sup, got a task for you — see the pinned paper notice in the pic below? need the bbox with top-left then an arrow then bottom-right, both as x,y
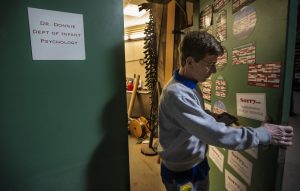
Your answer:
245,148 -> 258,159
225,169 -> 247,191
208,146 -> 224,172
236,93 -> 266,121
228,150 -> 253,185
28,7 -> 86,60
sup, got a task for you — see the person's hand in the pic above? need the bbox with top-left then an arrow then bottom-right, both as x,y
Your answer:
263,123 -> 294,146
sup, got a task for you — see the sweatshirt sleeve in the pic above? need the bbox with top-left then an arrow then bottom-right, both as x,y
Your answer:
162,90 -> 271,150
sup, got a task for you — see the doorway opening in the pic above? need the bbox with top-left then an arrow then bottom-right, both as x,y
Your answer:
123,0 -> 164,191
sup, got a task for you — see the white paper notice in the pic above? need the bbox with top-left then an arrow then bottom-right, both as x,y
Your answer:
204,102 -> 212,111
245,148 -> 258,159
28,7 -> 85,60
236,93 -> 266,121
208,146 -> 224,172
228,150 -> 253,185
225,170 -> 247,191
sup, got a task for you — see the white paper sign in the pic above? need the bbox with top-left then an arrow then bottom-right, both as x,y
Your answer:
204,103 -> 212,111
245,148 -> 258,159
208,146 -> 224,172
225,170 -> 247,191
28,7 -> 85,60
228,150 -> 253,185
236,93 -> 266,121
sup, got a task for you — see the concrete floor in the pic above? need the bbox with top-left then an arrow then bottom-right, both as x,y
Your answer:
128,136 -> 165,191
128,91 -> 300,191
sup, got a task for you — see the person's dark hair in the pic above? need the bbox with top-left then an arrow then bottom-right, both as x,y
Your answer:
180,31 -> 224,66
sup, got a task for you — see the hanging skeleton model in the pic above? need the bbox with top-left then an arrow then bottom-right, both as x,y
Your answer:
139,2 -> 160,156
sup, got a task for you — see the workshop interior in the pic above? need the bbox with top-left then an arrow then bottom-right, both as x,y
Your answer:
1,0 -> 300,191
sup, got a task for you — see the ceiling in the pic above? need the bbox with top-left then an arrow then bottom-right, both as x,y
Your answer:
123,0 -> 149,28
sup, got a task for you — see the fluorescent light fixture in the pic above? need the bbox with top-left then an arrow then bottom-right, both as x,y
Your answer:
129,32 -> 145,40
124,4 -> 146,17
124,32 -> 145,41
124,35 -> 129,41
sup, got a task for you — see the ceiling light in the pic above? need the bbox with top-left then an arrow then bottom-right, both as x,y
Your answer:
124,4 -> 146,17
129,32 -> 145,40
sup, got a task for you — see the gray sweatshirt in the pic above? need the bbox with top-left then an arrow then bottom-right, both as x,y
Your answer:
158,76 -> 271,172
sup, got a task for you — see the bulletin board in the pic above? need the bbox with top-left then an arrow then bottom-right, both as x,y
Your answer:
198,0 -> 297,190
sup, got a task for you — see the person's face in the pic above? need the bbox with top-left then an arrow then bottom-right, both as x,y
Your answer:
188,54 -> 218,82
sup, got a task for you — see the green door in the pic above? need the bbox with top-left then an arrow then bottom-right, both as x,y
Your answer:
0,1 -> 129,190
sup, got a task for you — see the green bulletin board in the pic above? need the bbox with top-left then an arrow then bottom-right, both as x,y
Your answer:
198,0 -> 297,190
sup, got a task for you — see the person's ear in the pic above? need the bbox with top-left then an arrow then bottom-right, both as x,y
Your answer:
186,57 -> 194,66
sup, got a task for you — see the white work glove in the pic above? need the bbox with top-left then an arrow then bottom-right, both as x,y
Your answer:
263,123 -> 294,146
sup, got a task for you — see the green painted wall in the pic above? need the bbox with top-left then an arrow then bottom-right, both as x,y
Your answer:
0,0 -> 129,191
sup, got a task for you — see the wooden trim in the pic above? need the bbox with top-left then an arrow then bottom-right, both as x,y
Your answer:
164,0 -> 175,84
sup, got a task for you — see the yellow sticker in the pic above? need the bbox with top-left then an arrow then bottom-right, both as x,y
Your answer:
180,182 -> 192,191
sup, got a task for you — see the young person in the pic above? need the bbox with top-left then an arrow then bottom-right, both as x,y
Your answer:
158,31 -> 294,191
